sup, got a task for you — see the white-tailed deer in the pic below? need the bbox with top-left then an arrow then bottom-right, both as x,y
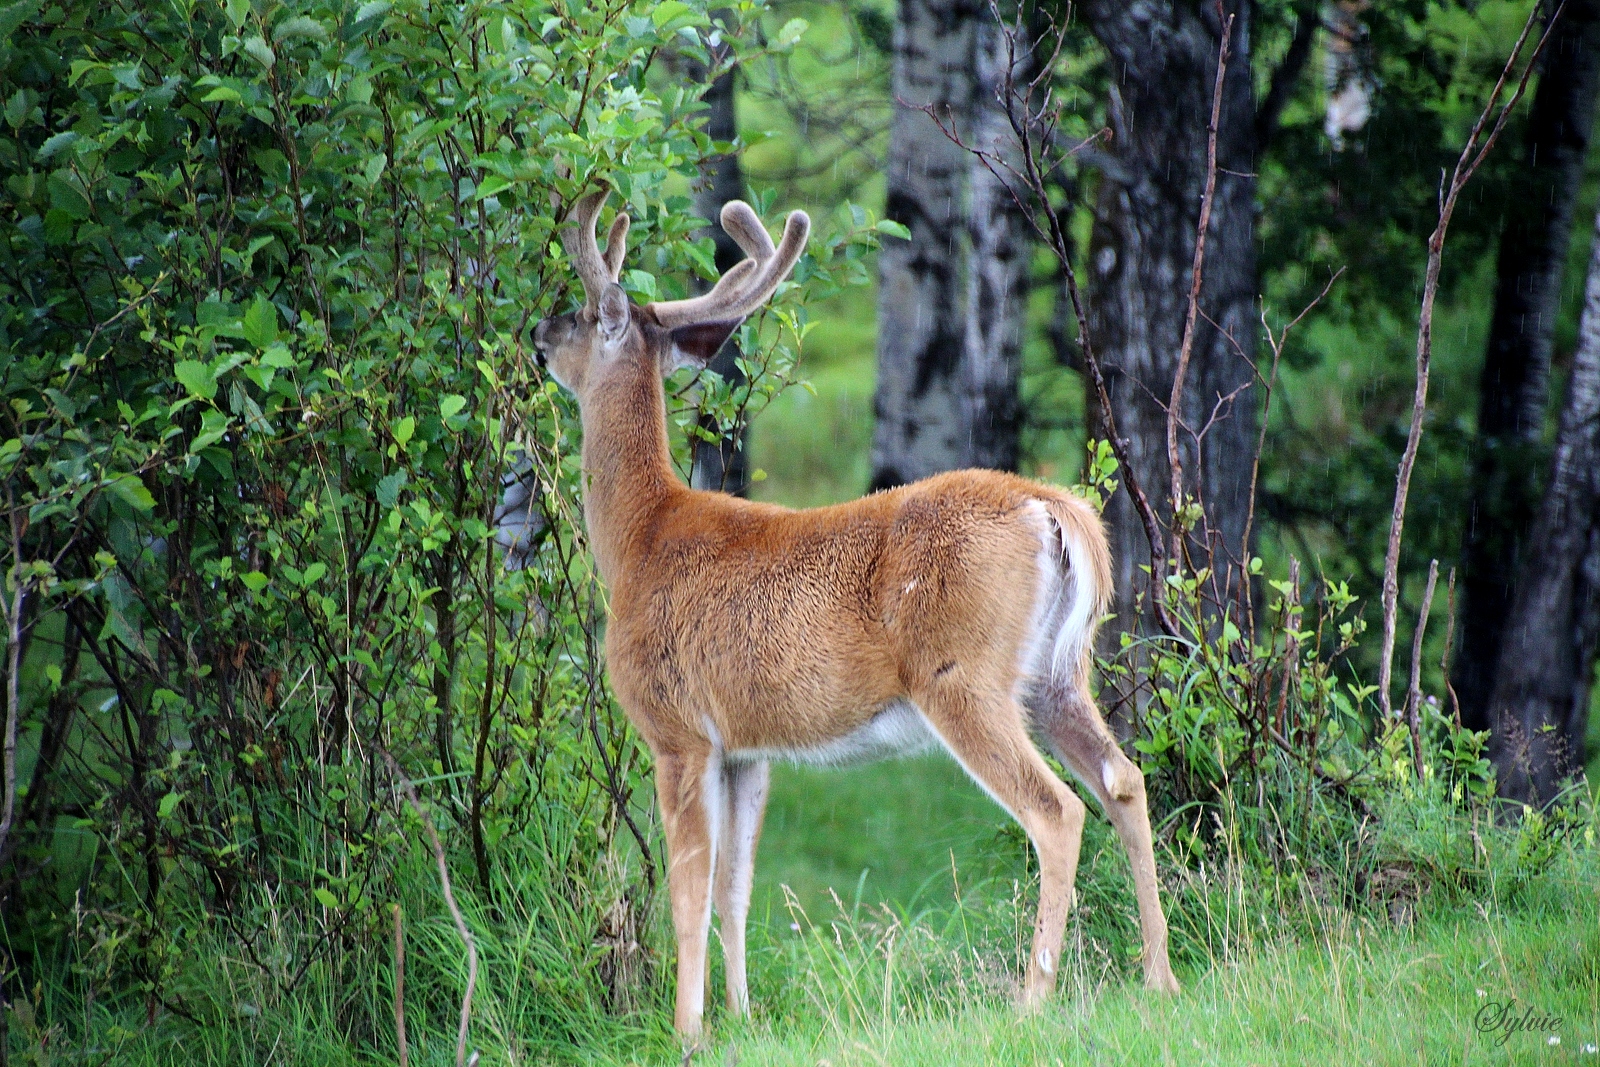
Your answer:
533,188 -> 1179,1040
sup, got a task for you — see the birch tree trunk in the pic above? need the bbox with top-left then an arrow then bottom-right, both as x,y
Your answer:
1080,0 -> 1258,646
1455,0 -> 1600,733
871,0 -> 1027,488
1488,201 -> 1600,807
959,15 -> 1028,473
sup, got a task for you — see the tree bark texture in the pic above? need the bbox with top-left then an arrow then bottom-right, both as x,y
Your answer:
1455,0 -> 1600,734
959,16 -> 1028,473
871,0 -> 1027,489
1080,0 -> 1258,645
690,65 -> 751,496
1489,201 -> 1600,806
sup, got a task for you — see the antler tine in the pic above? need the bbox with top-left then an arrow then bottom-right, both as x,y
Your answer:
560,188 -> 615,315
649,208 -> 810,328
602,212 -> 630,281
718,200 -> 776,261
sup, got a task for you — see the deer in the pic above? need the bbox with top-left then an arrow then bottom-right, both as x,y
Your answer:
531,186 -> 1180,1041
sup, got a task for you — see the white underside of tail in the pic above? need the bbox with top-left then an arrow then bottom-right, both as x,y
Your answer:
1018,499 -> 1097,691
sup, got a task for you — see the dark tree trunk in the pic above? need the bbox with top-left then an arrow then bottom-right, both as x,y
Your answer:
871,0 -> 1027,489
689,64 -> 750,496
1489,200 -> 1600,806
1080,0 -> 1258,648
1455,0 -> 1600,734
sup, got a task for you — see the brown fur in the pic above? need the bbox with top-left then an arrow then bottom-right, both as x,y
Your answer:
534,199 -> 1179,1042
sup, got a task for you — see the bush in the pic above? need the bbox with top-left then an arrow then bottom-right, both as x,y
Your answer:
0,0 -> 880,1059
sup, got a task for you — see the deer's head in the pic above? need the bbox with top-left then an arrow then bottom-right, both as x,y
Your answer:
533,188 -> 810,399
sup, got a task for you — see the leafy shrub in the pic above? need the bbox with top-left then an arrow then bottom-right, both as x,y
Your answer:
0,0 -> 882,1057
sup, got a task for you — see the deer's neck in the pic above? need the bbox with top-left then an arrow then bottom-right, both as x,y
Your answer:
579,359 -> 683,584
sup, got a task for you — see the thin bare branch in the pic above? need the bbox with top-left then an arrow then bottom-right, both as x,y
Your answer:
1377,2 -> 1558,718
1168,11 -> 1234,568
1405,559 -> 1440,780
1241,269 -> 1345,617
1440,566 -> 1462,729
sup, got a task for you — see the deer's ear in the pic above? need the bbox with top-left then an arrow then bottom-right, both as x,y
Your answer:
665,318 -> 742,372
598,284 -> 631,344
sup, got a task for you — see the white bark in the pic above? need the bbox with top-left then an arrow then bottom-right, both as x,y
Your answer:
872,0 -> 1027,488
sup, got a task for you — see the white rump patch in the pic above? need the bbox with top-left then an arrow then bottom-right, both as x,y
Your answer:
1016,499 -> 1100,694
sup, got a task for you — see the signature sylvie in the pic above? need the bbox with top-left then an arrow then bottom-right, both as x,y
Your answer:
1474,999 -> 1563,1047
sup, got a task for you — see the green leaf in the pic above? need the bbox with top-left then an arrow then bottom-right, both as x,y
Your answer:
392,416 -> 415,450
650,1 -> 691,27
158,791 -> 184,819
192,410 -> 231,451
201,85 -> 243,104
42,209 -> 74,245
475,174 -> 514,199
240,571 -> 268,592
242,36 -> 275,68
376,470 -> 408,508
4,89 -> 32,129
175,360 -> 217,400
621,269 -> 657,301
301,561 -> 327,585
241,295 -> 279,348
274,14 -> 327,41
874,219 -> 911,240
222,0 -> 250,30
0,0 -> 39,41
46,173 -> 90,218
107,474 -> 155,512
440,394 -> 467,419
352,0 -> 389,25
776,17 -> 808,46
314,887 -> 339,908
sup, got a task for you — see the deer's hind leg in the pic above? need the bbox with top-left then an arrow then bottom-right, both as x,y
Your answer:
1031,670 -> 1180,993
713,758 -> 770,1016
912,673 -> 1087,1007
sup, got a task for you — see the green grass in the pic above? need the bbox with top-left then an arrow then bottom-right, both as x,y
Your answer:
703,907 -> 1599,1066
752,756 -> 1017,918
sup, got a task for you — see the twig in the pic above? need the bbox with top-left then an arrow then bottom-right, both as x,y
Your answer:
0,486 -> 29,863
1439,567 -> 1462,729
392,903 -> 409,1067
1167,11 -> 1233,569
1238,270 -> 1345,639
1275,558 -> 1302,739
380,748 -> 478,1067
1404,560 -> 1440,780
917,0 -> 1181,636
1377,2 -> 1559,719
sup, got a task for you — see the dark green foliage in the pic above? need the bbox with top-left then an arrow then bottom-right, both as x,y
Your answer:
0,0 -> 880,1057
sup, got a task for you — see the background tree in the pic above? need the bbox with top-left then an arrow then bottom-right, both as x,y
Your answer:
1488,199 -> 1600,804
689,51 -> 753,496
870,0 -> 1028,488
1078,0 -> 1259,644
1455,0 -> 1600,735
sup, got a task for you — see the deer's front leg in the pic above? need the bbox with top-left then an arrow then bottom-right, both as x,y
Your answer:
655,744 -> 719,1041
714,758 -> 770,1016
